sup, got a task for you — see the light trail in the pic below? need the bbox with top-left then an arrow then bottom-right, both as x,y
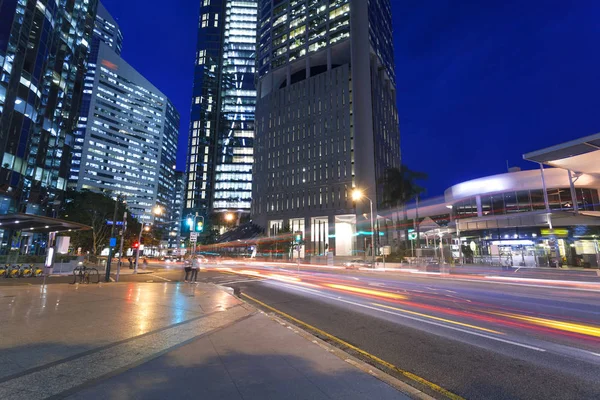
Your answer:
372,303 -> 504,334
486,310 -> 600,339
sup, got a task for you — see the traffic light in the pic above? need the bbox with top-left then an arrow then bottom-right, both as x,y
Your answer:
294,232 -> 303,243
132,241 -> 139,249
140,237 -> 144,244
187,216 -> 194,228
195,220 -> 204,232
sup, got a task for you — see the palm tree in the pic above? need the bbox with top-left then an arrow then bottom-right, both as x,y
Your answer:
378,165 -> 427,250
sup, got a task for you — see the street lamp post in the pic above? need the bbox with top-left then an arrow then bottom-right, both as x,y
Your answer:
352,189 -> 375,267
105,194 -> 124,282
134,206 -> 163,273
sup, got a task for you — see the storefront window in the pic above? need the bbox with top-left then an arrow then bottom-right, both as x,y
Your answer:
530,189 -> 545,210
559,188 -> 573,210
579,188 -> 597,211
455,198 -> 477,218
547,189 -> 562,210
491,194 -> 504,215
517,190 -> 532,212
591,189 -> 600,211
504,192 -> 518,213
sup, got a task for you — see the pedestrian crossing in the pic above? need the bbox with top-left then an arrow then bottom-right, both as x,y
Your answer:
198,271 -> 264,286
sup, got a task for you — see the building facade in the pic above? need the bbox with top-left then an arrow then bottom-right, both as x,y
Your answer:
70,4 -> 179,223
252,0 -> 401,258
72,43 -> 179,222
0,0 -> 98,216
390,168 -> 600,269
70,1 -> 123,186
184,0 -> 257,230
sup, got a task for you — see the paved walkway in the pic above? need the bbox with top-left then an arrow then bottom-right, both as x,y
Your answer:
0,282 -> 412,400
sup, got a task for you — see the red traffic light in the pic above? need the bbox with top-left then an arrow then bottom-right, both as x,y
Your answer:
132,241 -> 139,249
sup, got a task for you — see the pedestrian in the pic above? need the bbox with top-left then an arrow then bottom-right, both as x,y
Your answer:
183,257 -> 192,282
142,258 -> 148,270
128,257 -> 133,269
190,256 -> 200,283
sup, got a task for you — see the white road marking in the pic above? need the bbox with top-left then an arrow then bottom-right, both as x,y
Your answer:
218,278 -> 264,285
266,281 -> 547,353
149,274 -> 171,282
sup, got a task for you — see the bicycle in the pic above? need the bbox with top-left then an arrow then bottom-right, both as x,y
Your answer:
20,264 -> 43,278
7,264 -> 22,278
71,265 -> 100,284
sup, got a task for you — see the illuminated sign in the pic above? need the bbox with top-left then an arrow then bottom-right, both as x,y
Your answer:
540,228 -> 568,237
101,59 -> 118,70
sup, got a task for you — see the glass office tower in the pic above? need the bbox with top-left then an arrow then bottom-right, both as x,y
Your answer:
0,0 -> 98,216
184,0 -> 257,228
71,4 -> 180,224
252,0 -> 401,258
71,2 -> 123,186
73,43 -> 179,222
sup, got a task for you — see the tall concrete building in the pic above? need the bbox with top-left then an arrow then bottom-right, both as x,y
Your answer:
0,0 -> 98,216
184,0 -> 257,229
252,0 -> 401,258
71,2 -> 123,186
71,4 -> 179,223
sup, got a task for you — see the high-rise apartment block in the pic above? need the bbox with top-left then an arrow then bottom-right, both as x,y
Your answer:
252,0 -> 401,257
0,0 -> 98,215
184,0 -> 257,226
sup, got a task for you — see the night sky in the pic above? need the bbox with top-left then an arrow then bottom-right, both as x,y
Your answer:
101,0 -> 600,197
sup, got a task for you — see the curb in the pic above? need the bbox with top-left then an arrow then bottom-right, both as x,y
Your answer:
232,289 -> 437,400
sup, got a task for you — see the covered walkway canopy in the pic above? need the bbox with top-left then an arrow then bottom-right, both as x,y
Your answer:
523,132 -> 600,175
0,213 -> 90,233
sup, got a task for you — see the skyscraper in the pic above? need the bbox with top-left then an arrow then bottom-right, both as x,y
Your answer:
70,2 -> 123,187
252,0 -> 401,258
184,0 -> 257,228
71,4 -> 180,223
0,0 -> 98,216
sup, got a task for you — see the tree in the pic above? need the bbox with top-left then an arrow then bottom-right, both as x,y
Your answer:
378,165 -> 427,250
59,190 -> 140,255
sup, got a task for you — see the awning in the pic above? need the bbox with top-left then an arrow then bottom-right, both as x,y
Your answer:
0,213 -> 91,234
523,133 -> 600,174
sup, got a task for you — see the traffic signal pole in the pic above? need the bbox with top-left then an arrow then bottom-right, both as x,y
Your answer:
115,212 -> 127,282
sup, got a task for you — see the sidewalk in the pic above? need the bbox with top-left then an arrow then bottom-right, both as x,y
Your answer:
0,282 -> 415,400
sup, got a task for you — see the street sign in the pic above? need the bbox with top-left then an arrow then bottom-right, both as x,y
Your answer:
382,246 -> 392,256
190,232 -> 198,242
109,237 -> 117,247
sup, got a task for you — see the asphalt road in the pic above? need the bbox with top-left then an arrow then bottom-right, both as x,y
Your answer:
193,262 -> 600,400
4,261 -> 600,399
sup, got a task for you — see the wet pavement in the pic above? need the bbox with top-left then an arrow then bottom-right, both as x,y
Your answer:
0,282 -> 412,400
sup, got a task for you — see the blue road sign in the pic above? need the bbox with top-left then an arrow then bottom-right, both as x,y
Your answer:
109,237 -> 117,247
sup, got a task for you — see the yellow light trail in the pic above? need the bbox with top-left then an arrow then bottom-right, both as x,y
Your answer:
486,311 -> 600,338
324,283 -> 408,300
372,303 -> 504,334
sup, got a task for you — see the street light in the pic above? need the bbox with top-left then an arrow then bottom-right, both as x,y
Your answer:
352,189 -> 375,267
225,213 -> 234,222
134,206 -> 162,273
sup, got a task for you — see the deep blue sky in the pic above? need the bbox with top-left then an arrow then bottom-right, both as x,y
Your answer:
102,0 -> 600,197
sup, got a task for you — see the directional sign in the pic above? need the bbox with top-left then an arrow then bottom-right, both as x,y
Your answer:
109,237 -> 117,247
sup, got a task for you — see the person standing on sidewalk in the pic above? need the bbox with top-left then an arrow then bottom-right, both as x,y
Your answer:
183,257 -> 192,282
190,256 -> 200,283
